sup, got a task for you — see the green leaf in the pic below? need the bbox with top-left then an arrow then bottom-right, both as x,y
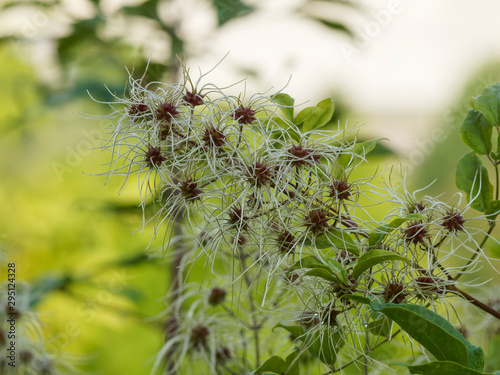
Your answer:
274,324 -> 306,340
368,213 -> 424,247
471,83 -> 500,127
314,229 -> 359,256
304,268 -> 338,283
371,302 -> 485,371
459,109 -> 493,155
309,329 -> 343,366
307,98 -> 335,132
289,256 -> 331,272
309,17 -> 354,37
294,98 -> 335,133
324,258 -> 348,284
212,0 -> 253,26
255,351 -> 300,375
352,249 -> 410,279
456,152 -> 493,212
275,324 -> 343,368
402,360 -> 495,375
340,294 -> 371,304
294,106 -> 321,132
272,93 -> 295,121
486,200 -> 500,220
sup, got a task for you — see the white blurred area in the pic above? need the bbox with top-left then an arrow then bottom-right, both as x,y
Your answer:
2,0 -> 500,155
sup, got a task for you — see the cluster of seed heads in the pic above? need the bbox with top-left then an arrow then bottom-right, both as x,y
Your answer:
95,67 -> 496,374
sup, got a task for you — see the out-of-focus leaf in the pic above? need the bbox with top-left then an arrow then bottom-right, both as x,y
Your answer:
309,17 -> 354,37
456,152 -> 493,212
459,109 -> 492,155
471,83 -> 500,127
122,0 -> 161,21
212,0 -> 253,26
30,274 -> 72,307
57,17 -> 104,65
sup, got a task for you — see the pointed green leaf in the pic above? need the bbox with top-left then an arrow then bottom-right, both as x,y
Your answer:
315,229 -> 359,256
304,269 -> 338,283
353,249 -> 410,279
289,256 -> 331,272
294,106 -> 321,132
471,83 -> 500,127
272,93 -> 295,121
309,329 -> 343,366
371,302 -> 485,371
341,294 -> 371,304
254,351 -> 300,375
324,258 -> 348,284
307,98 -> 335,132
402,360 -> 494,375
368,213 -> 424,247
459,109 -> 492,155
255,355 -> 288,374
456,152 -> 493,212
274,323 -> 306,340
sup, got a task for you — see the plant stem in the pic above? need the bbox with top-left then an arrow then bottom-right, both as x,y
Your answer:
239,250 -> 261,370
449,285 -> 500,320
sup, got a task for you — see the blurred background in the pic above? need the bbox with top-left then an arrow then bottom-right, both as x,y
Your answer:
1,0 -> 500,373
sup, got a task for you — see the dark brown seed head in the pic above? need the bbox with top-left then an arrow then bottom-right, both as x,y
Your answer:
190,325 -> 210,348
208,287 -> 227,306
203,126 -> 226,148
178,178 -> 202,201
228,207 -> 249,229
441,212 -> 465,232
144,145 -> 166,168
128,102 -> 148,116
183,90 -> 204,107
276,230 -> 296,254
233,105 -> 256,124
384,281 -> 407,303
329,180 -> 352,200
404,221 -> 428,245
287,144 -> 321,167
247,162 -> 274,187
304,208 -> 330,233
157,102 -> 179,123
